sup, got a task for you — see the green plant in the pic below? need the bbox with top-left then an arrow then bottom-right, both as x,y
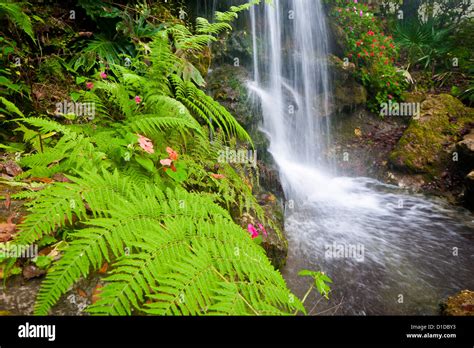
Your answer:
5,1 -> 313,316
393,19 -> 454,75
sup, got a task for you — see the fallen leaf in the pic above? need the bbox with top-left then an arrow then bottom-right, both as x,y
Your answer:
2,160 -> 22,177
98,262 -> 108,274
4,193 -> 11,209
91,284 -> 103,304
77,288 -> 88,298
0,217 -> 16,242
29,177 -> 54,184
354,128 -> 362,137
52,173 -> 71,182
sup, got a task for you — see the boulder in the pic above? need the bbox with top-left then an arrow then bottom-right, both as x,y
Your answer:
389,94 -> 474,177
328,55 -> 367,112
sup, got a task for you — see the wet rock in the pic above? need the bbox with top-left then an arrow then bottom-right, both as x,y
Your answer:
457,129 -> 474,171
441,290 -> 474,316
328,55 -> 367,112
235,201 -> 288,270
464,171 -> 474,209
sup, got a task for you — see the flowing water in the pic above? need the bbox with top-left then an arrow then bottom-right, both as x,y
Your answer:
247,0 -> 474,315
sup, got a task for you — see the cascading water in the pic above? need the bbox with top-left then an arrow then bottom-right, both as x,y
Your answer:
248,0 -> 333,199
248,0 -> 474,315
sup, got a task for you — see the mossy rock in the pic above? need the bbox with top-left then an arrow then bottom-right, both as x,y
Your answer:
441,290 -> 474,316
389,94 -> 474,177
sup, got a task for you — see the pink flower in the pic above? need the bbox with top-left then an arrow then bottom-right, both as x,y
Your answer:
86,82 -> 94,90
360,10 -> 363,16
247,224 -> 259,239
257,223 -> 268,237
100,72 -> 107,79
388,94 -> 393,100
137,134 -> 154,154
134,95 -> 141,104
160,158 -> 172,166
354,0 -> 358,3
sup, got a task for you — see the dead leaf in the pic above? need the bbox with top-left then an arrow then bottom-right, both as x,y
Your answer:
0,218 -> 16,242
78,31 -> 93,38
4,193 -> 11,210
29,177 -> 54,184
98,262 -> 108,274
354,128 -> 362,137
52,173 -> 71,182
91,284 -> 103,304
2,161 -> 22,177
77,288 -> 88,298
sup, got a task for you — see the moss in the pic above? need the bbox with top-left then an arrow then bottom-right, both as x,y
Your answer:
390,94 -> 474,177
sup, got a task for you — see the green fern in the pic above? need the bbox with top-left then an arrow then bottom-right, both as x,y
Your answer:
0,2 -> 35,42
31,171 -> 303,315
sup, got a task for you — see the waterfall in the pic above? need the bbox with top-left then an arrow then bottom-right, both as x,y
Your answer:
248,0 -> 332,201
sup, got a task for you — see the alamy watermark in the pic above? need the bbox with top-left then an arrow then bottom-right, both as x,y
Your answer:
0,244 -> 38,258
380,101 -> 420,119
325,242 -> 365,262
55,100 -> 95,119
218,147 -> 257,168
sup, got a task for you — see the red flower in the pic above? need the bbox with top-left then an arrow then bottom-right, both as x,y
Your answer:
357,53 -> 361,58
86,82 -> 94,90
380,45 -> 386,50
370,52 -> 374,56
367,30 -> 375,36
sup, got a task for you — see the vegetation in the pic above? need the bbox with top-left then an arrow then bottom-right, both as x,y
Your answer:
0,0 -> 331,315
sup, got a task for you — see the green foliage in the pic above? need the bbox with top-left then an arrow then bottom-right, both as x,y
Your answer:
0,2 -> 35,42
393,19 -> 454,72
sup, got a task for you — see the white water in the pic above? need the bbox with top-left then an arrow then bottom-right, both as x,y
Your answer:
248,0 -> 474,315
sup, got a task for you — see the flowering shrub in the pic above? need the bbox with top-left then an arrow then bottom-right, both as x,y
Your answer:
330,0 -> 407,110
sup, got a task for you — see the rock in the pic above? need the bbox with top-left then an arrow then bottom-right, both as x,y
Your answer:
328,55 -> 367,112
389,94 -> 474,176
211,30 -> 253,67
441,290 -> 474,316
233,195 -> 288,270
457,129 -> 474,171
464,171 -> 474,209
22,265 -> 46,280
328,21 -> 348,56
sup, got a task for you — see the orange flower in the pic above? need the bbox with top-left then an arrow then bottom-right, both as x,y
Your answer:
211,173 -> 225,180
166,147 -> 179,161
